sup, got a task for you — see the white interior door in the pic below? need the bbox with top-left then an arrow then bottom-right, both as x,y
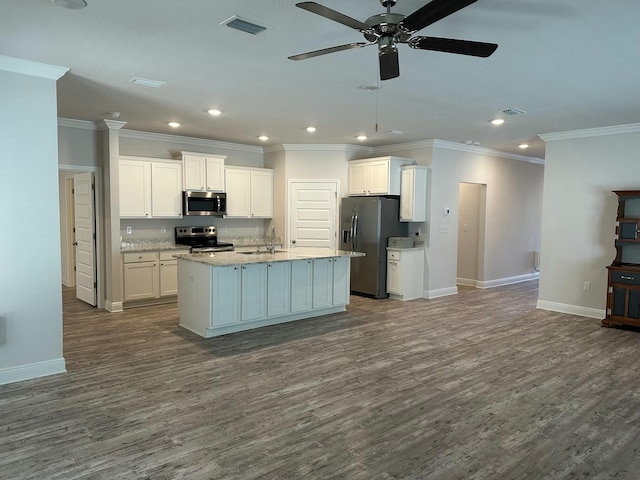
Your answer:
289,181 -> 338,249
74,172 -> 97,306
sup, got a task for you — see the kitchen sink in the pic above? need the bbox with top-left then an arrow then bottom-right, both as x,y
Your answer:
238,250 -> 287,255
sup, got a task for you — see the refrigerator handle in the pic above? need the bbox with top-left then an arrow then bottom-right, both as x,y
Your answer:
353,214 -> 358,251
349,214 -> 355,250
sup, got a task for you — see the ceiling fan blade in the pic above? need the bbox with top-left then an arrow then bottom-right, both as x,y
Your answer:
400,0 -> 477,33
288,42 -> 370,61
409,36 -> 498,57
379,50 -> 400,81
295,2 -> 371,32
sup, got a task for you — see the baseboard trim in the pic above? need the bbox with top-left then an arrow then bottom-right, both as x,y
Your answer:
105,300 -> 124,313
456,277 -> 478,287
536,300 -> 605,319
425,286 -> 458,299
0,358 -> 66,386
477,273 -> 540,289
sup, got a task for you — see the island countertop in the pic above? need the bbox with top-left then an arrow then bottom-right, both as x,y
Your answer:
174,248 -> 364,267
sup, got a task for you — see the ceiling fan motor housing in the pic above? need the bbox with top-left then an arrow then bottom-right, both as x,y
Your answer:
379,0 -> 398,7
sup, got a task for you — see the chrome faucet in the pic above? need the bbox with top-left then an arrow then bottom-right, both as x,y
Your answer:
267,225 -> 276,253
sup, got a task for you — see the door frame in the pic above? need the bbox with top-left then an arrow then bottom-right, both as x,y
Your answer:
287,179 -> 340,249
59,165 -> 104,309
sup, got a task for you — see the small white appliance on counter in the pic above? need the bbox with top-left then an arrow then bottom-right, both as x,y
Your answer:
388,237 -> 414,248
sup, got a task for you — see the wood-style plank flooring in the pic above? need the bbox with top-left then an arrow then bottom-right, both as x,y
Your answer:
2,282 -> 640,479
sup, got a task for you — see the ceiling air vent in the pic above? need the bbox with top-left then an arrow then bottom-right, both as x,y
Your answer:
500,107 -> 527,116
220,15 -> 269,35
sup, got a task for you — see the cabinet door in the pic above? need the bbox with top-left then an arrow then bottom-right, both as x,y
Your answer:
159,260 -> 178,296
400,167 -> 415,222
348,163 -> 368,195
205,157 -> 225,192
212,266 -> 241,326
241,263 -> 267,322
250,169 -> 273,218
123,261 -> 158,301
332,257 -> 350,306
267,262 -> 290,317
225,168 -> 251,217
367,160 -> 390,195
387,259 -> 400,294
312,258 -> 334,308
183,155 -> 206,191
151,162 -> 182,218
291,259 -> 313,313
120,160 -> 151,218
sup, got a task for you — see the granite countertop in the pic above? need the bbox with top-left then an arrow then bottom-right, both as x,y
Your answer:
175,248 -> 365,266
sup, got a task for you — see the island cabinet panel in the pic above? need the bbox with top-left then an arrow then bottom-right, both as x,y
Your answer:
312,258 -> 334,309
212,265 -> 241,326
241,263 -> 267,322
290,259 -> 313,313
332,256 -> 350,306
267,261 -> 291,317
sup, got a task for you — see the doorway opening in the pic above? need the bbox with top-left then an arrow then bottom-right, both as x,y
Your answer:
456,182 -> 487,287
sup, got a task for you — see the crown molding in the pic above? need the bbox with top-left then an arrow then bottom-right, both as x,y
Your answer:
120,128 -> 263,154
0,55 -> 69,80
267,144 -> 371,155
58,118 -> 99,130
373,138 -> 544,164
539,123 -> 640,142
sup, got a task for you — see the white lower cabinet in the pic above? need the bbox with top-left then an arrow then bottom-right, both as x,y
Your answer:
123,250 -> 189,303
387,248 -> 424,301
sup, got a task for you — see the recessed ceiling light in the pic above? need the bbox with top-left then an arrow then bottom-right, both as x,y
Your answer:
168,122 -> 180,128
491,118 -> 505,126
356,135 -> 368,141
52,0 -> 87,9
306,126 -> 317,133
207,109 -> 222,116
258,135 -> 269,141
128,77 -> 166,88
519,143 -> 529,149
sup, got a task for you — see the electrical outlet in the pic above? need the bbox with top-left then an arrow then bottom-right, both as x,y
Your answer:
583,281 -> 591,291
161,226 -> 166,234
126,226 -> 132,235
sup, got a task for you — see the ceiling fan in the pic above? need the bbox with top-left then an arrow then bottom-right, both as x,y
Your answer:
288,0 -> 498,81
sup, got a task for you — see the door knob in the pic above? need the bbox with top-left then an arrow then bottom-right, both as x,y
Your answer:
72,242 -> 78,246
292,240 -> 296,244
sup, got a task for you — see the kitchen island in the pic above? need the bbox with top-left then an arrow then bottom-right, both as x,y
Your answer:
175,248 -> 364,338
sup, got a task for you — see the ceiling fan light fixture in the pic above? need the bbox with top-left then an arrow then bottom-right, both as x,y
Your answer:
52,0 -> 87,9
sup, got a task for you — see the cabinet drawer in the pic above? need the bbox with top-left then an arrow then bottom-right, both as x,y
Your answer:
123,252 -> 158,263
388,250 -> 401,261
610,270 -> 640,285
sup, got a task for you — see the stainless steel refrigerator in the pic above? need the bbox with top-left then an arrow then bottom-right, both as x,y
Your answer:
341,196 -> 408,298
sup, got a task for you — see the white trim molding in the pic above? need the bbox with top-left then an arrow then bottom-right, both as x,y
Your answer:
120,128 -> 263,154
105,300 -> 124,313
0,358 -> 66,386
536,300 -> 605,320
477,273 -> 540,289
58,118 -> 98,130
425,286 -> 458,299
539,123 -> 640,142
0,55 -> 69,80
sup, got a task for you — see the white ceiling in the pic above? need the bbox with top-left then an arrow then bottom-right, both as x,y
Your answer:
2,0 -> 640,160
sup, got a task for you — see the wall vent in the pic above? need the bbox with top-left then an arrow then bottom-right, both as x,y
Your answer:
500,107 -> 527,116
220,15 -> 269,35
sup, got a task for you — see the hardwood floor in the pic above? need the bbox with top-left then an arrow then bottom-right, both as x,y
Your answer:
2,282 -> 640,479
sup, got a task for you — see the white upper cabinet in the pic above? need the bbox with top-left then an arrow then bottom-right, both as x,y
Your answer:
119,156 -> 182,218
173,151 -> 226,192
400,165 -> 428,222
224,167 -> 273,218
348,156 -> 414,196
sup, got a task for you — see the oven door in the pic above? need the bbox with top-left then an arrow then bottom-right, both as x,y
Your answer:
183,191 -> 226,216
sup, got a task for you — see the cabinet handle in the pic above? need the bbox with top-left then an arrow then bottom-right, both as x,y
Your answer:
242,266 -> 246,269
621,275 -> 635,280
234,266 -> 238,270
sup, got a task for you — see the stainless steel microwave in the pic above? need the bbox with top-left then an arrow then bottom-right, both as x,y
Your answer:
183,191 -> 227,216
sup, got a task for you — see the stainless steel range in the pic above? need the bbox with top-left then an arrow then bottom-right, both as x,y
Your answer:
175,226 -> 234,253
